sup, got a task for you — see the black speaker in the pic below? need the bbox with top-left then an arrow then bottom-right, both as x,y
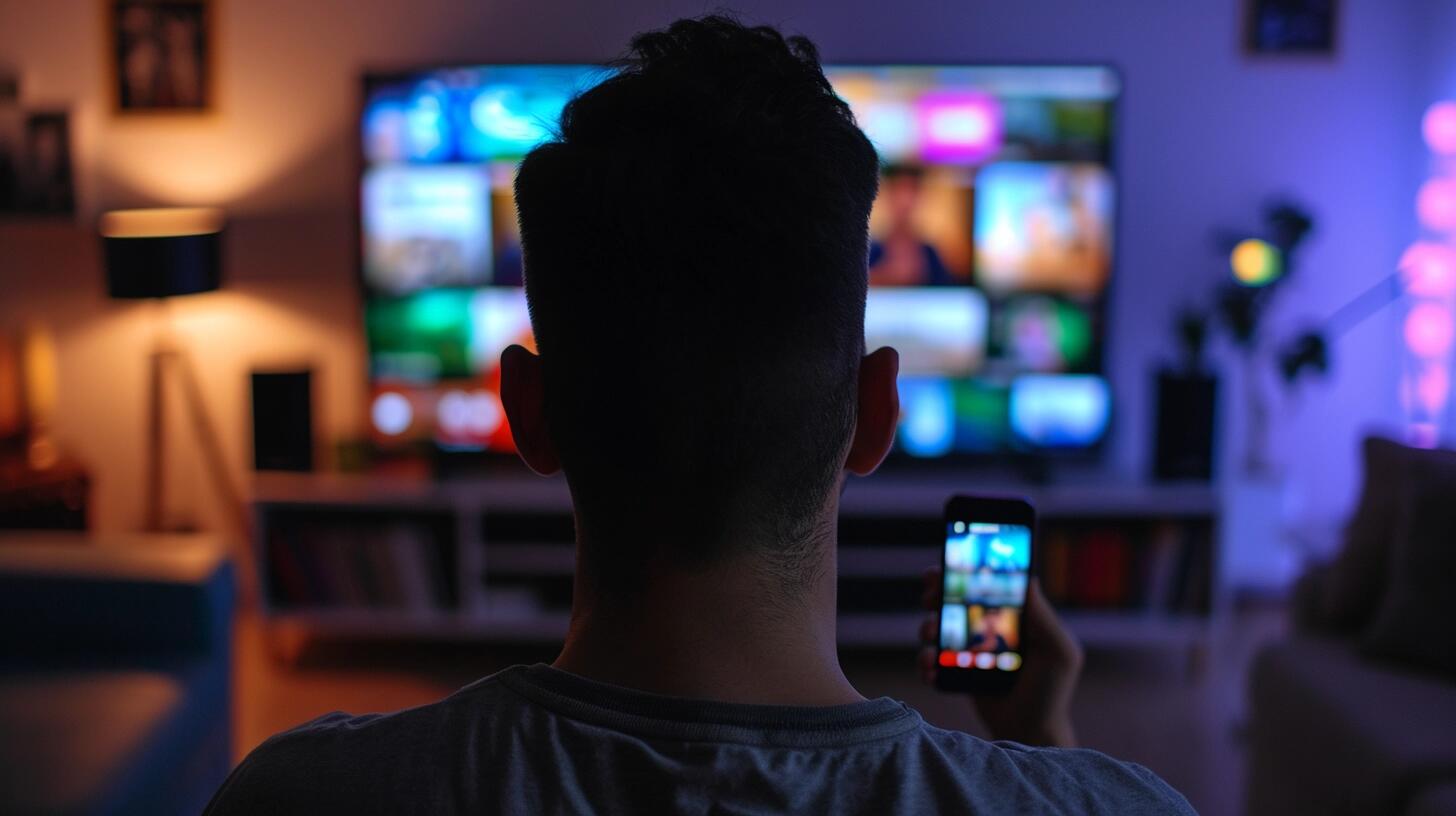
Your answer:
251,370 -> 314,472
1152,370 -> 1217,481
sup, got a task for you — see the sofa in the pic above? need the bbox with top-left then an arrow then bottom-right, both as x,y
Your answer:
1246,438 -> 1456,816
0,533 -> 235,816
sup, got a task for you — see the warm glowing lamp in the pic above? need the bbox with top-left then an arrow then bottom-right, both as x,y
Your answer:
100,207 -> 241,534
101,208 -> 224,298
1424,101 -> 1456,156
1230,238 -> 1282,287
19,324 -> 60,470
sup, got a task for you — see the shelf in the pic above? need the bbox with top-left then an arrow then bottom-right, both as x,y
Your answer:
265,608 -> 1210,649
839,548 -> 939,578
268,608 -> 572,642
1059,611 -> 1212,647
485,544 -> 941,579
487,543 -> 575,574
838,611 -> 1211,648
253,472 -> 1221,654
254,472 -> 1217,519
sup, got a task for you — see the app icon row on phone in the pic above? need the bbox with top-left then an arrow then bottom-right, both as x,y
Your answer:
938,650 -> 1022,671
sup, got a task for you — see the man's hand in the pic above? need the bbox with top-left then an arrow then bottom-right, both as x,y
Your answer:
918,568 -> 1083,748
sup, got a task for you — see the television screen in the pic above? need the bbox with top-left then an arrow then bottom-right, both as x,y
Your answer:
359,64 -> 1119,457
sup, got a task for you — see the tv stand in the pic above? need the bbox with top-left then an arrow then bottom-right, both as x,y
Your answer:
250,470 -> 1221,661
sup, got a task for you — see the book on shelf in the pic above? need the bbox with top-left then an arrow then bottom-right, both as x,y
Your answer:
1040,528 -> 1073,603
385,522 -> 440,613
266,526 -> 311,605
1073,529 -> 1130,608
1178,523 -> 1212,614
326,528 -> 371,608
1033,519 -> 1212,614
264,518 -> 455,613
363,531 -> 406,609
1142,522 -> 1182,614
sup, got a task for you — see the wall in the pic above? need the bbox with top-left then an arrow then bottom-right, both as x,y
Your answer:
0,0 -> 1433,582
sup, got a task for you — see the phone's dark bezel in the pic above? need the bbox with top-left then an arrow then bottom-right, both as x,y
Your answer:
935,495 -> 1035,695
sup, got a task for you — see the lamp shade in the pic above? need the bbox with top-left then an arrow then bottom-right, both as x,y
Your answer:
100,207 -> 224,299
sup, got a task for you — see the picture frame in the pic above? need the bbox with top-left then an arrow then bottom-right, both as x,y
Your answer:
1244,0 -> 1339,56
0,68 -> 20,211
19,111 -> 75,215
108,0 -> 213,113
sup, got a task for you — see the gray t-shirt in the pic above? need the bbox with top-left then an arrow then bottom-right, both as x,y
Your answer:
205,664 -> 1194,814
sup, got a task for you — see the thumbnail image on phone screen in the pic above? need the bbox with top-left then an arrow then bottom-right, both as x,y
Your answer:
936,495 -> 1034,694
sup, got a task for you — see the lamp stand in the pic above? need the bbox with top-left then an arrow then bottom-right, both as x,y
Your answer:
144,343 -> 167,532
144,346 -> 249,535
142,314 -> 257,605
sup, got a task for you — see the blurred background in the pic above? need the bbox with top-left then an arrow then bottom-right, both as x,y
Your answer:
2,1 -> 1454,814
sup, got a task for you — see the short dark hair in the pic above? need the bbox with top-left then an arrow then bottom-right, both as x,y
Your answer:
515,16 -> 879,587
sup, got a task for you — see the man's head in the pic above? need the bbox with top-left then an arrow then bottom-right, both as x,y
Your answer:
504,16 -> 898,591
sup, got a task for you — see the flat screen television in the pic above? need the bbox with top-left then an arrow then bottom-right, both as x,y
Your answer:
359,64 -> 1119,460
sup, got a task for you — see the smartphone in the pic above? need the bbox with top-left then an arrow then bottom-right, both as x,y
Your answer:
935,495 -> 1034,695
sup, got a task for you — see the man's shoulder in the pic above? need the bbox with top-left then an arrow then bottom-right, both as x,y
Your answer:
204,671 -> 523,815
255,671 -> 507,753
916,724 -> 1197,814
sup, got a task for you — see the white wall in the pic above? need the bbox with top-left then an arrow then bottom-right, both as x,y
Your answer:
0,0 -> 1431,579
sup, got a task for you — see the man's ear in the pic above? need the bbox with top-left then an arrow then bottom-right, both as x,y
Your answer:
845,346 -> 899,476
500,344 -> 561,476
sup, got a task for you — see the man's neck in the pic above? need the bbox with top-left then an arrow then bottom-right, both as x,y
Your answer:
552,532 -> 864,707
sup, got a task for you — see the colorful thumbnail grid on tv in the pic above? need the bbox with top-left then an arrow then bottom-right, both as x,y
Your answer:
359,65 -> 1118,454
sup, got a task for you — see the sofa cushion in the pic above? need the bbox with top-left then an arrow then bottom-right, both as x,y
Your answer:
1290,561 -> 1336,631
1321,437 -> 1410,630
0,534 -> 236,815
0,666 -> 231,816
1247,635 -> 1456,815
0,671 -> 181,813
1361,448 -> 1456,676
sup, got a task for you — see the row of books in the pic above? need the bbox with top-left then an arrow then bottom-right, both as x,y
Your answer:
265,521 -> 457,611
1038,522 -> 1212,613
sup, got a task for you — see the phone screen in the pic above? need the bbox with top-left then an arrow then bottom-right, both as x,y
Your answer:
939,518 -> 1032,675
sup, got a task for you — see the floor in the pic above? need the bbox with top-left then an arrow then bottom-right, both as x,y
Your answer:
234,605 -> 1289,816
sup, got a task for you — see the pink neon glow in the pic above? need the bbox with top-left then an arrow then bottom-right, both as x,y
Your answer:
1399,242 -> 1456,297
1425,101 -> 1456,156
1417,178 -> 1456,233
1416,365 -> 1451,414
1405,302 -> 1456,358
916,91 -> 1002,164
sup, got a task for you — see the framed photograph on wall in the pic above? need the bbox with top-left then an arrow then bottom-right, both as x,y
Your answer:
0,68 -> 20,211
108,0 -> 212,112
20,111 -> 74,215
1245,0 -> 1339,56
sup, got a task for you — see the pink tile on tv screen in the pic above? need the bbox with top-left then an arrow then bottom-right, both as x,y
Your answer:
916,91 -> 1002,164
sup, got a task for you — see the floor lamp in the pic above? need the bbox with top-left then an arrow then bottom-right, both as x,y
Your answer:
100,208 -> 247,538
